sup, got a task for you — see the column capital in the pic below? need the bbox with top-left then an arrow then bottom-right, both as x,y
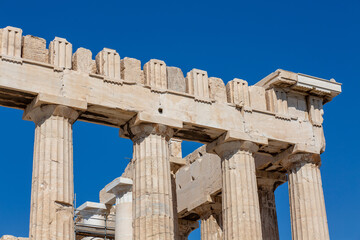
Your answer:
105,177 -> 133,204
256,170 -> 287,191
206,130 -> 267,158
281,152 -> 321,171
23,93 -> 86,125
208,139 -> 259,159
120,113 -> 178,142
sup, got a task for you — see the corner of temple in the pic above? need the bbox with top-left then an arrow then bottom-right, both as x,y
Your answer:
277,146 -> 322,170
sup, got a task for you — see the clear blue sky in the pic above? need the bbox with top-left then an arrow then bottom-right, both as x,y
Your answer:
0,0 -> 359,239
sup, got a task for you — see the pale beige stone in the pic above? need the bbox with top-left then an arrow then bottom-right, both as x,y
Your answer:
95,48 -> 121,79
0,27 -> 343,240
308,95 -> 324,126
124,123 -> 175,240
22,35 -> 48,63
72,48 -> 93,73
0,236 -> 28,240
25,104 -> 79,240
209,77 -> 227,102
201,213 -> 223,240
120,57 -> 143,83
143,59 -> 167,89
266,88 -> 289,118
283,154 -> 329,240
167,66 -> 186,93
212,141 -> 262,240
249,86 -> 266,111
186,69 -> 210,100
49,37 -> 72,69
226,78 -> 251,109
0,26 -> 22,58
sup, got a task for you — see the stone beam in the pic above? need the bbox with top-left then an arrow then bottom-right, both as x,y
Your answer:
0,26 -> 342,156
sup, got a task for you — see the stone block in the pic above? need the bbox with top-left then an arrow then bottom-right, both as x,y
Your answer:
249,86 -> 267,111
186,69 -> 210,99
0,236 -> 28,240
95,48 -> 121,79
49,37 -> 72,69
226,78 -> 250,108
22,35 -> 48,63
308,96 -> 323,126
72,47 -> 93,73
144,59 -> 167,89
266,88 -> 289,118
209,77 -> 227,102
0,26 -> 23,58
120,57 -> 143,83
167,66 -> 186,93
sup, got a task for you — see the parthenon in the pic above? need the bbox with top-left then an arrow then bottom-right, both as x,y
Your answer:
0,26 -> 341,240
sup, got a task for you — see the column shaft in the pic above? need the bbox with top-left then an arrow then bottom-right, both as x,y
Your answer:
288,161 -> 329,240
258,185 -> 280,240
219,142 -> 262,240
28,106 -> 77,240
132,124 -> 174,239
115,192 -> 133,240
201,214 -> 223,240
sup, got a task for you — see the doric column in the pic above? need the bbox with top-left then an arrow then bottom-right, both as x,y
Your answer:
201,213 -> 223,240
282,153 -> 329,240
26,104 -> 79,240
128,123 -> 175,240
106,177 -> 133,240
212,140 -> 262,240
257,171 -> 286,240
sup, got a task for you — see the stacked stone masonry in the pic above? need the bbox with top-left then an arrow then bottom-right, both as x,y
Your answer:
0,25 -> 342,240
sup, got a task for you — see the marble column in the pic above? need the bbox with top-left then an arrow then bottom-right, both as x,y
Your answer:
129,123 -> 175,240
201,213 -> 223,240
283,153 -> 329,240
213,141 -> 262,240
26,105 -> 79,240
106,177 -> 133,240
257,172 -> 285,240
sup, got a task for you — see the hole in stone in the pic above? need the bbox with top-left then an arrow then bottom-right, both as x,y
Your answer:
158,108 -> 163,114
191,176 -> 195,181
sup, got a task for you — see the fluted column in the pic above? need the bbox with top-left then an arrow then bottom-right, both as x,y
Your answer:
115,191 -> 133,240
129,123 -> 175,240
257,171 -> 285,240
201,213 -> 223,240
213,140 -> 262,240
26,105 -> 79,240
283,154 -> 329,240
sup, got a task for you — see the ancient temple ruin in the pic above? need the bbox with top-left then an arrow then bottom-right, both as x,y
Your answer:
0,26 -> 341,240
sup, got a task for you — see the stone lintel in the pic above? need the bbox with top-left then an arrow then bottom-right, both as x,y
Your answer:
105,177 -> 133,196
77,201 -> 107,214
23,93 -> 87,121
206,130 -> 268,155
134,112 -> 183,128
